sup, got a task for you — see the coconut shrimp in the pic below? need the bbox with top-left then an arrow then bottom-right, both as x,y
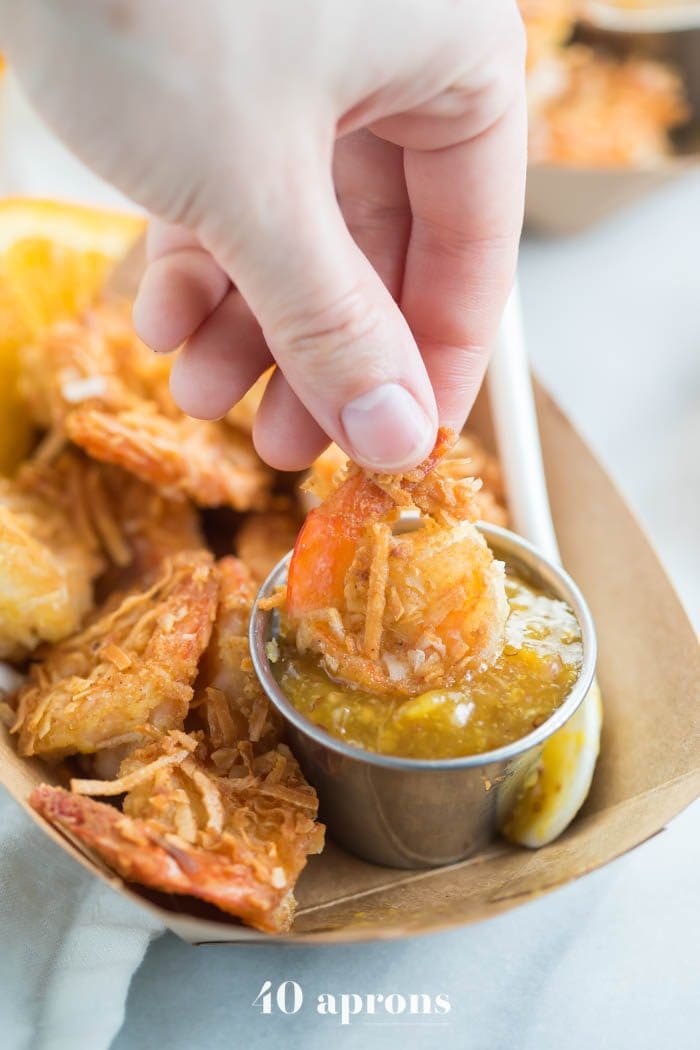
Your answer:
65,404 -> 271,511
194,557 -> 284,756
18,299 -> 171,427
31,729 -> 324,933
298,442 -> 350,515
0,450 -> 105,660
451,433 -> 508,528
12,550 -> 217,758
301,434 -> 508,527
18,300 -> 273,510
235,509 -> 301,584
283,428 -> 509,696
81,460 -> 204,593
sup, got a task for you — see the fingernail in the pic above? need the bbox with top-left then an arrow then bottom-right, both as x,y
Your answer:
341,383 -> 435,470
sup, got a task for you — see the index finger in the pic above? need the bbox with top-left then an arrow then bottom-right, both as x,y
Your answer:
400,94 -> 527,430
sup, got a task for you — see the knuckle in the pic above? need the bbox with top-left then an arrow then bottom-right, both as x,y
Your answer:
270,284 -> 384,363
340,194 -> 408,237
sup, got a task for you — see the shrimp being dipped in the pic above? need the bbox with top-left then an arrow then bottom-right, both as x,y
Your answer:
18,300 -> 272,510
31,729 -> 324,933
283,429 -> 509,697
11,551 -> 217,758
451,433 -> 508,528
0,450 -> 104,660
301,433 -> 508,527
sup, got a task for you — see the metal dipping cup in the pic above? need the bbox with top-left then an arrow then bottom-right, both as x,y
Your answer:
249,523 -> 597,869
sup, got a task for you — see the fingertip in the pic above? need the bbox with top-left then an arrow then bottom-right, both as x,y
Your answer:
169,348 -> 235,421
340,382 -> 437,472
169,288 -> 273,420
133,249 -> 230,353
253,370 -> 330,471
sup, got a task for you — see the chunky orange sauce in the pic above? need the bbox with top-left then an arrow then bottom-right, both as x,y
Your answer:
272,573 -> 583,760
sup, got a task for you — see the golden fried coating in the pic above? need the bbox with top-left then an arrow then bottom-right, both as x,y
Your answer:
12,551 -> 217,757
0,450 -> 104,660
452,433 -> 509,527
285,429 -> 509,696
528,45 -> 689,166
18,299 -> 170,427
195,557 -> 284,755
302,432 -> 507,525
18,300 -> 273,509
235,510 -> 300,584
298,442 -> 349,513
31,730 -> 323,932
66,404 -> 270,510
81,461 -> 204,591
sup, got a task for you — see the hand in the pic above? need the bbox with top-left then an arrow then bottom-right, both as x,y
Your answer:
1,0 -> 526,471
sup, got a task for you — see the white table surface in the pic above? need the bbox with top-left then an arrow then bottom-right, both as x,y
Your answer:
2,76 -> 699,1050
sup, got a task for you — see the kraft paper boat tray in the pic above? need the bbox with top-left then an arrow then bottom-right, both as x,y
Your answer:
524,23 -> 700,235
1,380 -> 698,945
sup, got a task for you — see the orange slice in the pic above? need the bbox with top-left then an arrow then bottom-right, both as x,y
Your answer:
0,198 -> 145,472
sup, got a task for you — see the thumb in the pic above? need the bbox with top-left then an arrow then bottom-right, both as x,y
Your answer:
197,160 -> 438,472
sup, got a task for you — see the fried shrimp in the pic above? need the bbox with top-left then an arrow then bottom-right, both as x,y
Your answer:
0,450 -> 104,660
18,300 -> 273,509
302,434 -> 508,526
452,434 -> 508,527
18,299 -> 171,427
195,557 -> 284,755
235,509 -> 301,584
65,404 -> 270,510
12,551 -> 217,757
80,461 -> 204,591
284,428 -> 509,696
31,729 -> 323,933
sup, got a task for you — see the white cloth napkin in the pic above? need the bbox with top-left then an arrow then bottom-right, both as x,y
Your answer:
0,787 -> 163,1050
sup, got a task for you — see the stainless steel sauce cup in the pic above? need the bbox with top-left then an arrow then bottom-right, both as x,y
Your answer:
249,523 -> 597,869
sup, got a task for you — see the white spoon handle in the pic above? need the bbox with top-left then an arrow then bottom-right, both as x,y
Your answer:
488,283 -> 561,565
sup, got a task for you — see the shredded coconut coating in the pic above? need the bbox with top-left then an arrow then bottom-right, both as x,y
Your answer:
33,725 -> 323,932
11,550 -> 218,757
18,300 -> 273,509
235,507 -> 300,583
0,449 -> 105,660
31,730 -> 323,933
194,557 -> 285,754
285,428 -> 510,696
303,432 -> 508,527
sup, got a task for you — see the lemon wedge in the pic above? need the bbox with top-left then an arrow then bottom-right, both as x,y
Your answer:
500,680 -> 603,848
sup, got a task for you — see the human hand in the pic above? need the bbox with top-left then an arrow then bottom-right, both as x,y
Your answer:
1,0 -> 526,471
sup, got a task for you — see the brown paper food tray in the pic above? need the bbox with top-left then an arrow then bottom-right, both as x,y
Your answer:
525,159 -> 700,234
524,24 -> 700,235
1,380 -> 698,944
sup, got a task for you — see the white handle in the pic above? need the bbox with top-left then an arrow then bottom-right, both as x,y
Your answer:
488,284 -> 561,565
